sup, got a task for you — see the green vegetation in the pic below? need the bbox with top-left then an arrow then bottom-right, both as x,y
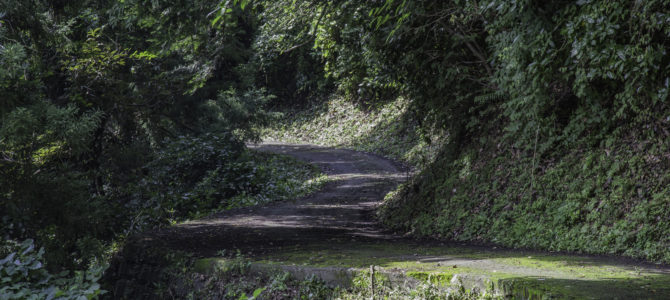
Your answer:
151,251 -> 335,299
198,241 -> 670,299
3,0 -> 670,298
259,0 -> 670,265
0,0 -> 324,295
1,136 -> 324,296
136,137 -> 328,224
177,253 -> 500,299
262,96 -> 445,168
380,141 -> 670,264
366,0 -> 670,266
0,239 -> 104,299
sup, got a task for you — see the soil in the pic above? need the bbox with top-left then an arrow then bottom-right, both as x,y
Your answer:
141,143 -> 409,256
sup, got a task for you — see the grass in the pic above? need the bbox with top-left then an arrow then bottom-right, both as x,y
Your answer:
223,150 -> 329,209
182,149 -> 329,221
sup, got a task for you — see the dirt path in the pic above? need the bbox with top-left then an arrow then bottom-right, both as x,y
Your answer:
143,143 -> 408,256
111,143 -> 670,298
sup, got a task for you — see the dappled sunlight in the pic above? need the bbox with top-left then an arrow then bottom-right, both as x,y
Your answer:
260,96 -> 439,168
141,142 -> 412,267
329,173 -> 406,180
185,214 -> 378,230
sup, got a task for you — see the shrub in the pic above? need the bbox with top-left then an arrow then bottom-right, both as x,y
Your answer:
0,239 -> 105,299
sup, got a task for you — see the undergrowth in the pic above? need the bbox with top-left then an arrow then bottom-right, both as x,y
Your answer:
155,253 -> 334,300
380,134 -> 670,264
122,134 -> 328,230
2,135 -> 327,299
0,239 -> 104,299
158,254 -> 501,300
261,96 -> 446,169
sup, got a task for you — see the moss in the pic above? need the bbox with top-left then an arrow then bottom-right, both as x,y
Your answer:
195,240 -> 670,298
193,258 -> 226,274
406,271 -> 453,286
259,92 -> 670,298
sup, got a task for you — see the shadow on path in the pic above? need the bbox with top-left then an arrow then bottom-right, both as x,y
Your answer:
140,143 -> 407,256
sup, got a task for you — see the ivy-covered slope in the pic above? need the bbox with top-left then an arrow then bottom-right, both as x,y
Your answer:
365,0 -> 670,265
379,133 -> 670,264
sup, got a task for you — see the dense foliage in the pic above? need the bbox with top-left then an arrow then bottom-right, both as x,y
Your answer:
369,0 -> 670,263
0,239 -> 104,299
3,0 -> 670,295
0,0 -> 320,290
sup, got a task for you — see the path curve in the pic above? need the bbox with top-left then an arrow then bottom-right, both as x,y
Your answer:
144,143 -> 408,256
109,143 -> 670,299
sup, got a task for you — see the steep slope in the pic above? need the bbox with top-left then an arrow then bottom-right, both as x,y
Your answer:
380,133 -> 670,264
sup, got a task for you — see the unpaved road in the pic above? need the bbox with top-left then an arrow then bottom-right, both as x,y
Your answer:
106,143 -> 408,297
140,143 -> 408,256
108,143 -> 670,299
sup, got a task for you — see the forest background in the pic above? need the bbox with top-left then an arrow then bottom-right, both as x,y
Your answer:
1,0 -> 669,297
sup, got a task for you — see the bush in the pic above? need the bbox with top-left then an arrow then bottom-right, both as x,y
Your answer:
0,239 -> 105,299
121,133 -> 326,231
120,133 -> 246,229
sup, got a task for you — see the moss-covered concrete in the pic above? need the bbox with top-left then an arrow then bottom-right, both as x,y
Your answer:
197,240 -> 670,298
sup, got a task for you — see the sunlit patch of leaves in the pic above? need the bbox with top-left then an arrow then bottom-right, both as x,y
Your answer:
262,96 -> 446,170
